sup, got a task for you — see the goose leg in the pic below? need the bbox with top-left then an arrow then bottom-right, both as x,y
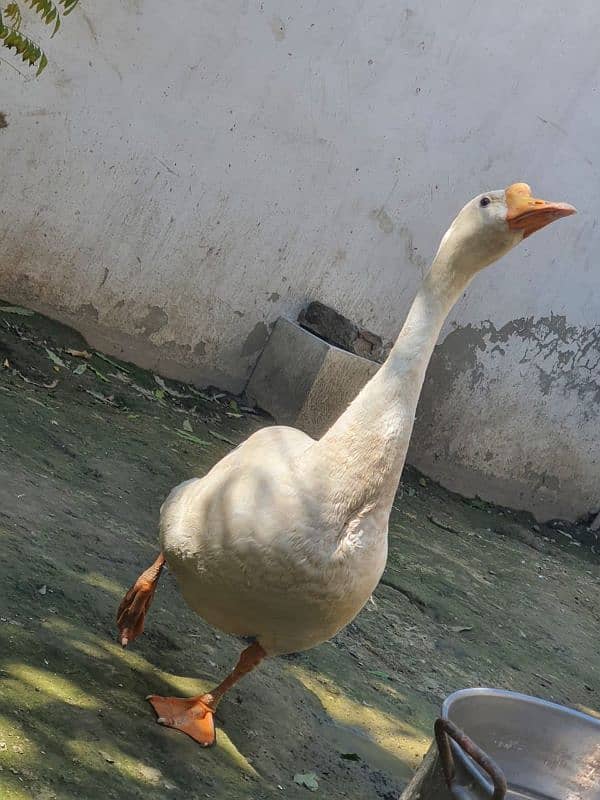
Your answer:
147,641 -> 266,747
116,552 -> 166,647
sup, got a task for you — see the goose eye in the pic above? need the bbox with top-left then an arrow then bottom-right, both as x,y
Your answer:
480,197 -> 491,207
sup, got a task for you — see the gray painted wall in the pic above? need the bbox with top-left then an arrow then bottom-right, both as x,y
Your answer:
0,1 -> 598,519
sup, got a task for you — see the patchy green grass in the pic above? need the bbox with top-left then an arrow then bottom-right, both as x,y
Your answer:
0,304 -> 598,799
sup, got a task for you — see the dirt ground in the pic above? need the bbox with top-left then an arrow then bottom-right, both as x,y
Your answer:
0,302 -> 599,800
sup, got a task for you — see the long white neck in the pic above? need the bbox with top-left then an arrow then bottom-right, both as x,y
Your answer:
313,245 -> 473,514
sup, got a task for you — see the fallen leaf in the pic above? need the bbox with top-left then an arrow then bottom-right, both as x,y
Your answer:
153,375 -> 193,398
209,430 -> 235,445
190,387 -> 216,402
428,513 -> 464,535
45,349 -> 66,368
340,752 -> 361,761
369,669 -> 391,680
17,371 -> 58,389
73,363 -> 87,376
94,352 -> 130,373
0,305 -> 34,315
131,383 -> 158,402
65,348 -> 91,359
182,418 -> 193,432
38,585 -> 47,596
26,397 -> 49,408
89,365 -> 109,383
85,390 -> 116,406
419,477 -> 427,487
175,430 -> 210,447
293,773 -> 319,791
2,358 -> 9,368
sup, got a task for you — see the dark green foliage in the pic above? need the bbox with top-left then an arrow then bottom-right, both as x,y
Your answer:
1,0 -> 79,74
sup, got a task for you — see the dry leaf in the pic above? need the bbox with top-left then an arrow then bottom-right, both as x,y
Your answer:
65,348 -> 91,359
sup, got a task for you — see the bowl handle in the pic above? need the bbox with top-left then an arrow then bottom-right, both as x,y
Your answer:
434,718 -> 507,800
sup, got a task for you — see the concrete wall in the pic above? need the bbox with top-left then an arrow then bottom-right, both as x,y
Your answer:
0,0 -> 598,520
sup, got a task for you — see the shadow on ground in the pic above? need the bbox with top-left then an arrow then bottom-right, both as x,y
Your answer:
0,304 -> 598,799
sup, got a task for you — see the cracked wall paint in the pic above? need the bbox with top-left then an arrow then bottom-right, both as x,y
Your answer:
410,315 -> 600,521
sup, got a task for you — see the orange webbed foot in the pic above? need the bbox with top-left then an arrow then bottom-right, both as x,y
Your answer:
147,694 -> 216,747
116,553 -> 165,647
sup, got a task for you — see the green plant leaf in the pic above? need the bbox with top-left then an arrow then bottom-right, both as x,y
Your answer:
0,23 -> 45,70
4,3 -> 22,30
45,348 -> 66,368
94,352 -> 131,373
175,430 -> 210,447
209,430 -> 235,445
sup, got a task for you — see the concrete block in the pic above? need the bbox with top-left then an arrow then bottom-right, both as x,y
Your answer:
246,317 -> 379,438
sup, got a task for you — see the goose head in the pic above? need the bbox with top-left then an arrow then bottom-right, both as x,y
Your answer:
435,182 -> 577,278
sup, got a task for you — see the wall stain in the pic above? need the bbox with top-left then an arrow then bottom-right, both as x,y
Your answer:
82,11 -> 98,42
137,306 -> 168,336
0,112 -> 7,129
369,207 -> 394,234
271,15 -> 286,41
398,225 -> 428,270
159,339 -> 192,361
77,303 -> 99,322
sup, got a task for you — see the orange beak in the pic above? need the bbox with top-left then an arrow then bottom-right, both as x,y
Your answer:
505,182 -> 577,238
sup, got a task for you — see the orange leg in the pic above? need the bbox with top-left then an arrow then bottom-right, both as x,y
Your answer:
116,552 -> 166,647
147,641 -> 266,747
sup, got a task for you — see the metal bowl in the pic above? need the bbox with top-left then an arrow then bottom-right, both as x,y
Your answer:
442,688 -> 600,799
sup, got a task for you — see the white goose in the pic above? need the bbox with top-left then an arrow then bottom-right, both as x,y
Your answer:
117,183 -> 575,747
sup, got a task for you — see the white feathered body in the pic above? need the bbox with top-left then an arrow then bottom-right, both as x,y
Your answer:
160,425 -> 391,656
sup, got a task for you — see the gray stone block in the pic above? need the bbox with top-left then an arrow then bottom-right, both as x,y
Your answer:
246,317 -> 379,438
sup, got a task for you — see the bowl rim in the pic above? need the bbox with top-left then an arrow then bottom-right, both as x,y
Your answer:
441,688 -> 600,795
